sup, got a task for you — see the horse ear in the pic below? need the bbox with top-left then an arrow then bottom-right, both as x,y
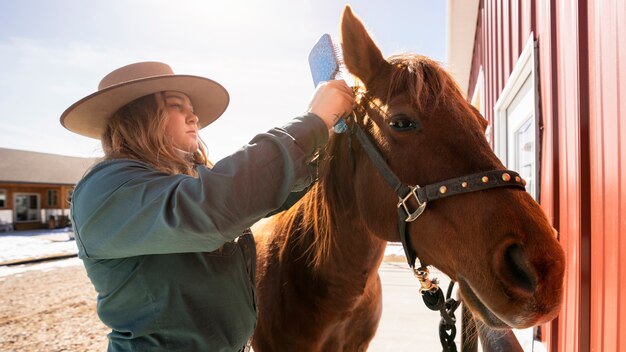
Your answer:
340,5 -> 390,86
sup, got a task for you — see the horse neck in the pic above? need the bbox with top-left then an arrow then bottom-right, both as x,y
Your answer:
279,174 -> 387,277
330,214 -> 388,273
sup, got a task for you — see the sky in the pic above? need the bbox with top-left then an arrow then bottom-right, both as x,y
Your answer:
0,0 -> 447,161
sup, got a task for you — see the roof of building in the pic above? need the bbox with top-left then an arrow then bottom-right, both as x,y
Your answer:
0,148 -> 100,185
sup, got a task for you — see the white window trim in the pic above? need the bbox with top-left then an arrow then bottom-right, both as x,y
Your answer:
494,33 -> 536,163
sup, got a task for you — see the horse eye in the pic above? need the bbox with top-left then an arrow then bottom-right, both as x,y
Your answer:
388,115 -> 420,131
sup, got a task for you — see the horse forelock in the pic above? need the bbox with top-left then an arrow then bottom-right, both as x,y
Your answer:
386,54 -> 470,118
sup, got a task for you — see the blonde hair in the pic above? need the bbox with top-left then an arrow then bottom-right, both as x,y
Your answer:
101,92 -> 211,176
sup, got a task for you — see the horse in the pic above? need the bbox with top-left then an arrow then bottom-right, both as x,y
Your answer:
252,5 -> 565,351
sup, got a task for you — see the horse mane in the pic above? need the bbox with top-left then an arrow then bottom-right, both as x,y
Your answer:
273,54 -> 472,270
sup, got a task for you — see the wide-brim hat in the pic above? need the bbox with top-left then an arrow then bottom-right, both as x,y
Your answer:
60,61 -> 229,139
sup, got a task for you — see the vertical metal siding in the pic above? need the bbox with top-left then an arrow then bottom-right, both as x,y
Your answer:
496,0 -> 503,91
522,0 -> 533,45
466,0 -> 626,350
469,1 -> 534,120
555,2 -> 592,351
511,0 -> 521,60
486,0 -> 495,132
466,1 -> 600,351
503,0 -> 511,78
535,0 -> 560,349
588,0 -> 626,350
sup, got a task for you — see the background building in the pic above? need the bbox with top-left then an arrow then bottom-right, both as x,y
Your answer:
0,148 -> 98,231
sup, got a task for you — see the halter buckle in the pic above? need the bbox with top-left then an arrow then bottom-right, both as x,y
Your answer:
397,185 -> 427,222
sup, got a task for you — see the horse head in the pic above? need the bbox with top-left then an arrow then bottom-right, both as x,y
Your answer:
337,5 -> 564,330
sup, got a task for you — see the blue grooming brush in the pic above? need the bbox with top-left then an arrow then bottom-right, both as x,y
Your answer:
308,34 -> 348,134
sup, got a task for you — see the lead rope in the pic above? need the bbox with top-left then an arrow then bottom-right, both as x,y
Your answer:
415,268 -> 460,351
398,209 -> 460,352
438,282 -> 461,352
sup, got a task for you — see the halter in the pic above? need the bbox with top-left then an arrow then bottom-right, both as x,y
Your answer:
346,90 -> 527,351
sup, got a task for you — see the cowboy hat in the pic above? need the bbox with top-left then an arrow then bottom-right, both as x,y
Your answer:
60,61 -> 229,139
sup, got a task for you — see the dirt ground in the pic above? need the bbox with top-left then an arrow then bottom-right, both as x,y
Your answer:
0,252 -> 416,352
0,262 -> 109,351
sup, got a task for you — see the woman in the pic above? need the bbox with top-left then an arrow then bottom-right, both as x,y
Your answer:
60,61 -> 354,351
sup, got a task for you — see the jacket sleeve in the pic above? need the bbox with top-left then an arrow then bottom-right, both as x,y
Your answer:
71,113 -> 328,259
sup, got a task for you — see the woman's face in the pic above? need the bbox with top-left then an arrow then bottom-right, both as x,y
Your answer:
163,91 -> 199,152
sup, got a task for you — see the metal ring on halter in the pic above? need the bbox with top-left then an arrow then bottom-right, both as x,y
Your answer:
397,185 -> 427,222
414,266 -> 439,293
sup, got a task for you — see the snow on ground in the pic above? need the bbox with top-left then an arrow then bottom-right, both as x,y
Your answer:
0,235 -> 76,263
0,257 -> 83,278
0,228 -> 79,277
0,228 -> 408,277
0,230 -> 76,263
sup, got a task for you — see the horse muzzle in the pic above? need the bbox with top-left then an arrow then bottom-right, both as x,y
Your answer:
460,237 -> 565,329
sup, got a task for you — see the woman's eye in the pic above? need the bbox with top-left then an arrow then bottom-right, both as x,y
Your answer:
169,104 -> 183,111
388,115 -> 420,131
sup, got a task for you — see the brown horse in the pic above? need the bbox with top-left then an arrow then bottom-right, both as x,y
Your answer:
253,5 -> 565,351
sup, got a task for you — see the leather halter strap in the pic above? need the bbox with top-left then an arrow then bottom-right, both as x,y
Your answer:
351,123 -> 527,268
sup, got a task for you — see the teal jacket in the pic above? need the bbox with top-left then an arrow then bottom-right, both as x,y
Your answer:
71,114 -> 328,351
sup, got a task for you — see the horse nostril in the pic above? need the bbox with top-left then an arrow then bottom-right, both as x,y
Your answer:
497,243 -> 537,296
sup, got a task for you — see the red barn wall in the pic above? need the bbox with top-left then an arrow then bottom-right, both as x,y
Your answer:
466,0 -> 626,350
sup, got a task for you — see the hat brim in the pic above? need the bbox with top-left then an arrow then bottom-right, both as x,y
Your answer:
60,74 -> 229,139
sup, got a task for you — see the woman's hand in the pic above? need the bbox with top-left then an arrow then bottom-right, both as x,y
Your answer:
306,80 -> 355,130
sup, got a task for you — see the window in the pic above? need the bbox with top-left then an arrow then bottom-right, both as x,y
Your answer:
0,190 -> 5,208
15,193 -> 40,222
494,34 -> 539,200
493,34 -> 543,351
47,189 -> 58,207
66,188 -> 73,205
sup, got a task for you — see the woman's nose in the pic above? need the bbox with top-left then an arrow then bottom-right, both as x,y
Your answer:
187,112 -> 199,124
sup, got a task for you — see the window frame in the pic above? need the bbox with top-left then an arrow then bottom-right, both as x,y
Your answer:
14,193 -> 40,223
493,33 -> 542,201
0,189 -> 6,208
47,189 -> 59,207
66,188 -> 74,205
492,33 -> 545,350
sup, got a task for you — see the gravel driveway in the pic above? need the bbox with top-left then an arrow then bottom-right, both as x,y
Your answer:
0,260 -> 108,351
